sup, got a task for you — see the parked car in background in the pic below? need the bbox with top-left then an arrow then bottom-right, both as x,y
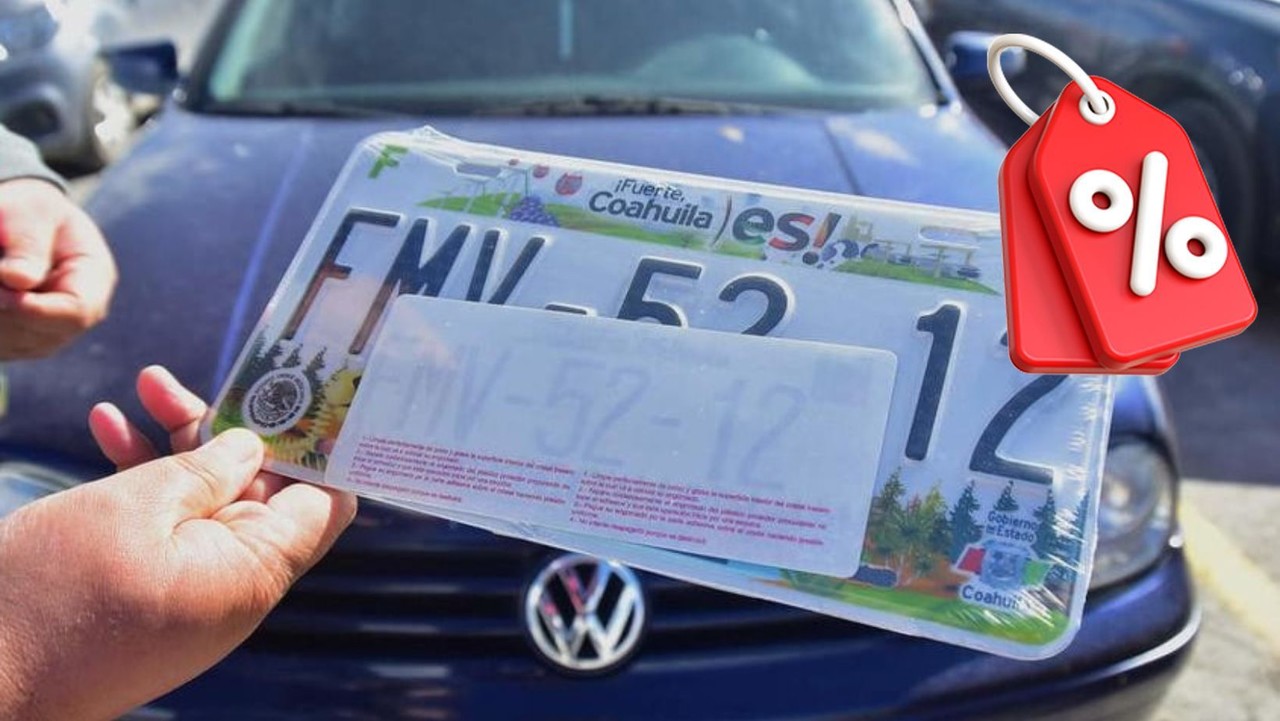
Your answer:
0,0 -> 133,167
920,0 -> 1280,275
1,0 -> 1197,719
0,0 -> 219,168
92,0 -> 221,68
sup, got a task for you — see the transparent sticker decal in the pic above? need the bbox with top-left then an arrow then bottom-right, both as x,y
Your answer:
205,127 -> 1114,659
327,297 -> 899,577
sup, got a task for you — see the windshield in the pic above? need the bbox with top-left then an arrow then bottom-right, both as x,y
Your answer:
194,0 -> 938,115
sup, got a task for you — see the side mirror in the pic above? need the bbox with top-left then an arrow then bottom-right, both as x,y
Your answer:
945,31 -> 1027,86
103,41 -> 180,96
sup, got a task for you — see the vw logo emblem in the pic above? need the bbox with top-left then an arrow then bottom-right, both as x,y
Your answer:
523,554 -> 647,675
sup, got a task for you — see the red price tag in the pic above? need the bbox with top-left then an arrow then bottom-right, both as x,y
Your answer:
990,35 -> 1256,373
1000,112 -> 1178,374
1030,78 -> 1256,368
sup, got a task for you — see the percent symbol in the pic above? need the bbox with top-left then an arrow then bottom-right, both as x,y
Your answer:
1068,151 -> 1228,297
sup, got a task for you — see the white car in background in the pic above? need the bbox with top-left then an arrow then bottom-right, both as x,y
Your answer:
0,0 -> 218,169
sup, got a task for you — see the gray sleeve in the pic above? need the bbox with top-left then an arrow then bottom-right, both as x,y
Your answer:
0,124 -> 66,191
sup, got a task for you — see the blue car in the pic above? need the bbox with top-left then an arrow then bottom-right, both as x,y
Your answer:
0,1 -> 1195,718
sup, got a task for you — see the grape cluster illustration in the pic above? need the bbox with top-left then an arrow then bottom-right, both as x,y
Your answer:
505,195 -> 560,227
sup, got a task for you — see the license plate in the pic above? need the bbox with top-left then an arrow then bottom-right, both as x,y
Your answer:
207,128 -> 1114,658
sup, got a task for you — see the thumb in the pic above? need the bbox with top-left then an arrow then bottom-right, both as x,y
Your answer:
0,207 -> 56,291
139,429 -> 265,521
237,482 -> 358,579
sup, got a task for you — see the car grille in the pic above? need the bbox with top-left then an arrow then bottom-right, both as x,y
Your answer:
249,536 -> 879,660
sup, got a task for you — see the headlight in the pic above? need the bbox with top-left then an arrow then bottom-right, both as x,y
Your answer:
1089,442 -> 1176,589
0,2 -> 60,57
0,462 -> 78,519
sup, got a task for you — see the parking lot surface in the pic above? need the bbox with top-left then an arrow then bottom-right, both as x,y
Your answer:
1151,282 -> 1280,720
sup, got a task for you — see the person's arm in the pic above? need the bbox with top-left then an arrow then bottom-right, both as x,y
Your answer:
0,366 -> 357,721
0,124 -> 117,360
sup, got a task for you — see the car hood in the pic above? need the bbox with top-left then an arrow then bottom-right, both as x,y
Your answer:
0,106 -> 1005,469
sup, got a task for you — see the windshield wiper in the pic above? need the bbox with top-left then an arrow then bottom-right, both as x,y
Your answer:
473,95 -> 776,117
199,95 -> 792,119
200,98 -> 408,119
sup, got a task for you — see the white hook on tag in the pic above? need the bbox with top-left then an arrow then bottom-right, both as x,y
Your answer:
987,34 -> 1114,127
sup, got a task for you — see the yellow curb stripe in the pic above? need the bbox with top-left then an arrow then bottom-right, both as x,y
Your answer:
1180,499 -> 1280,659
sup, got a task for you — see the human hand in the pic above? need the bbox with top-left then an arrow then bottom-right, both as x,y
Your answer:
0,178 -> 117,360
0,366 -> 357,721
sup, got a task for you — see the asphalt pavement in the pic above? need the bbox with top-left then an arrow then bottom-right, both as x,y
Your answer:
1149,281 -> 1280,720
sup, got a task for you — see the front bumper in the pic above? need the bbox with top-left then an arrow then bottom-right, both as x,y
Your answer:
0,28 -> 96,160
145,549 -> 1196,721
